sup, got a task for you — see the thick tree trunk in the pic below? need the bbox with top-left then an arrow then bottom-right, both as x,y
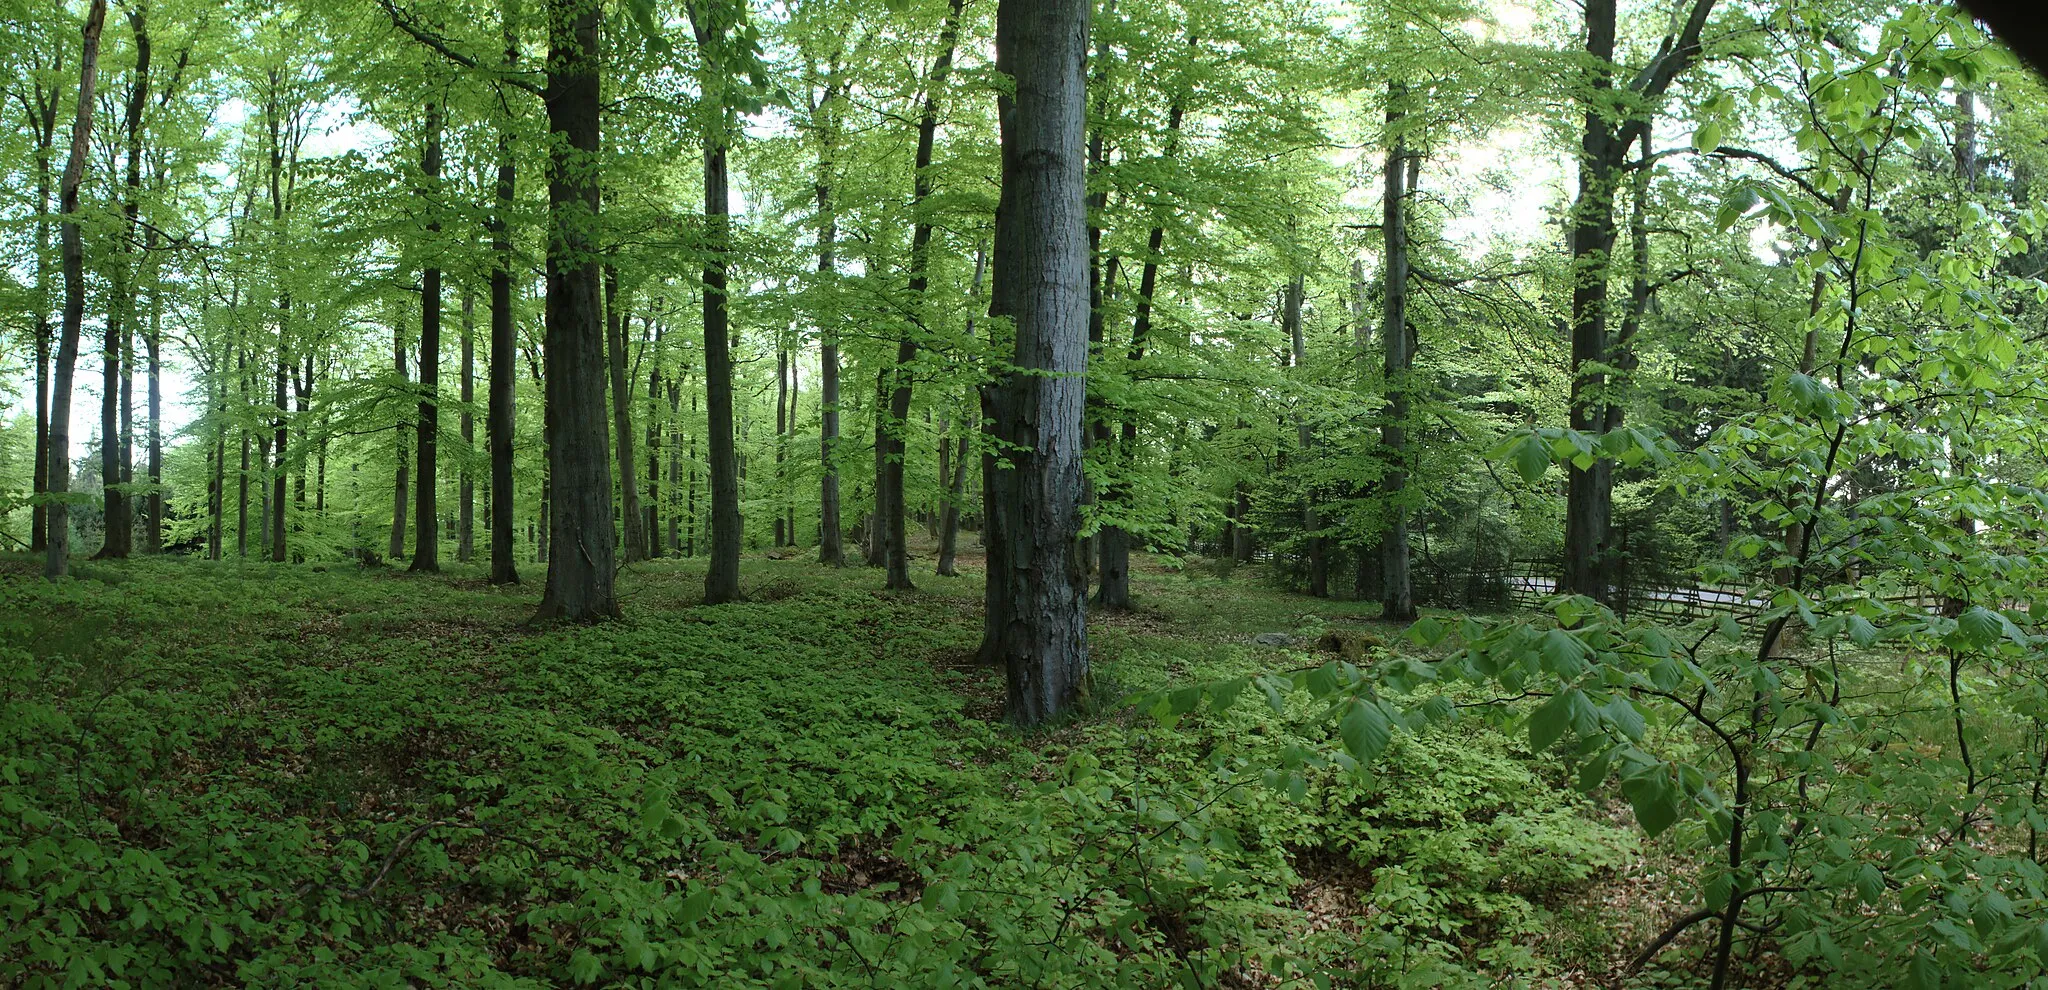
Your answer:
1379,84 -> 1417,621
984,0 -> 1091,727
692,3 -> 744,605
458,286 -> 475,561
45,0 -> 107,579
411,100 -> 444,572
534,0 -> 619,621
604,266 -> 646,563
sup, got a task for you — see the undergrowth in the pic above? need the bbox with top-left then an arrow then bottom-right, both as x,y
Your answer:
1,554 -> 1635,988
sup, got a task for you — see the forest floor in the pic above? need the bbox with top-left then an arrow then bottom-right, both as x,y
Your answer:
2,544 -> 1712,988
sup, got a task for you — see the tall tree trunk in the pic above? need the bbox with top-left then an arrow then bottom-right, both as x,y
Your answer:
813,64 -> 847,567
667,366 -> 683,553
459,285 -> 475,562
775,347 -> 789,547
266,77 -> 293,565
208,344 -> 226,560
94,7 -> 149,561
411,99 -> 444,572
143,247 -> 164,552
237,349 -> 250,558
1379,83 -> 1417,622
534,0 -> 618,621
1096,88 -> 1186,610
604,265 -> 647,563
27,60 -> 59,554
45,0 -> 108,579
1563,0 -> 1715,605
391,327 -> 409,561
692,3 -> 744,606
1284,274 -> 1325,597
488,5 -> 521,585
936,243 -> 987,577
880,0 -> 965,591
647,313 -> 665,557
984,0 -> 1091,727
686,385 -> 700,557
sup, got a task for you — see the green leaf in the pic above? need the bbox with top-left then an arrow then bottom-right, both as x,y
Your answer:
1845,614 -> 1879,647
1512,433 -> 1550,483
1957,606 -> 2003,650
1340,700 -> 1392,764
1621,769 -> 1679,837
1694,120 -> 1724,153
1528,692 -> 1574,752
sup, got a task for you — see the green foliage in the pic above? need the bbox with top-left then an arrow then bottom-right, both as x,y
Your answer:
0,556 -> 1632,987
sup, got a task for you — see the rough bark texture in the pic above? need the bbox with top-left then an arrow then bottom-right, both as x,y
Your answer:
46,0 -> 108,579
1379,84 -> 1416,622
411,100 -> 444,572
533,0 -> 618,622
604,266 -> 646,563
984,0 -> 1091,727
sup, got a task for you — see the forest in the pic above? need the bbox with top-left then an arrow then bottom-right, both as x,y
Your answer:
5,0 -> 2048,986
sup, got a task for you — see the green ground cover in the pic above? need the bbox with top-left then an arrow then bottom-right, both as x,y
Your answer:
2,555 -> 1640,988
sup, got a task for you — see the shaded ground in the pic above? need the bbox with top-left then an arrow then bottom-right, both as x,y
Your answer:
3,548 -> 1672,988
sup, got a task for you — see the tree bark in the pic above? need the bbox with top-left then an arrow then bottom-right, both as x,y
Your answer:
1563,0 -> 1715,603
486,5 -> 520,585
533,0 -> 619,621
26,50 -> 60,554
692,4 -> 745,605
411,99 -> 444,572
94,7 -> 149,561
45,0 -> 108,579
143,245 -> 163,552
878,0 -> 966,590
1379,83 -> 1417,621
1096,86 -> 1186,610
459,285 -> 475,562
646,313 -> 665,557
936,242 -> 986,577
812,62 -> 847,567
984,0 -> 1092,727
1283,274 -> 1325,597
604,265 -> 646,563
391,326 -> 409,561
